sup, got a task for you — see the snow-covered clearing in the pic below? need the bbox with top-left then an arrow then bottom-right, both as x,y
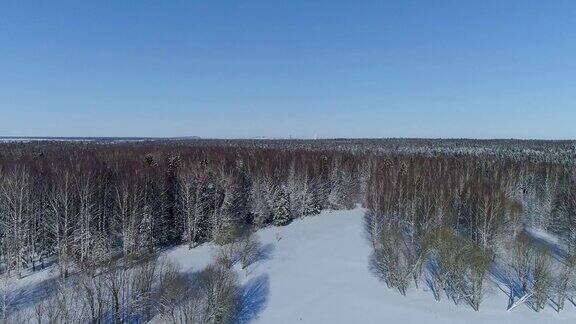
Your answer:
165,208 -> 576,324
8,208 -> 576,323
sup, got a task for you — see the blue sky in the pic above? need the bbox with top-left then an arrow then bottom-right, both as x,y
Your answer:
1,0 -> 575,139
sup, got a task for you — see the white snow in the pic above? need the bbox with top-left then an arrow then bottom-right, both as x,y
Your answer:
164,208 -> 576,324
8,208 -> 576,323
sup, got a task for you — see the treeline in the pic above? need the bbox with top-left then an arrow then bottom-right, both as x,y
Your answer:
0,143 -> 365,322
0,143 -> 362,281
365,155 -> 576,312
1,140 -> 576,320
129,138 -> 576,163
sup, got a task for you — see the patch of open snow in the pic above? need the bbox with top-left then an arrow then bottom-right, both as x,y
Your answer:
164,208 -> 576,324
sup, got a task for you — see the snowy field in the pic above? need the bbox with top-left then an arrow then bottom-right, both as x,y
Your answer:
164,208 -> 576,324
8,208 -> 576,323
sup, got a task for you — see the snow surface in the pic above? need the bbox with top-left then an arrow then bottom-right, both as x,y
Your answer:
9,208 -> 576,323
164,208 -> 576,324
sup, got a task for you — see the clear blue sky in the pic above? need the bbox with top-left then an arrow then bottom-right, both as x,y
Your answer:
1,1 -> 575,139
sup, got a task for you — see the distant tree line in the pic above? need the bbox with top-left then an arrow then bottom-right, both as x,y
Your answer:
0,140 -> 575,320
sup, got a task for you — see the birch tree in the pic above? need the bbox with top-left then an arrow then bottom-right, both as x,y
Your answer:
0,167 -> 32,279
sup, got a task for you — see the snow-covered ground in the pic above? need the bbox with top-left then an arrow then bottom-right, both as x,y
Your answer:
165,208 -> 576,324
8,208 -> 576,323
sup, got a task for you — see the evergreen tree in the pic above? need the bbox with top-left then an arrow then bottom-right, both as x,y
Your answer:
212,173 -> 250,244
304,185 -> 322,216
160,155 -> 182,246
139,204 -> 153,255
273,187 -> 291,226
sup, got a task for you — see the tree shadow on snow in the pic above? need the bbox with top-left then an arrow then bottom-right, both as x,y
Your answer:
7,275 -> 59,312
489,262 -> 526,310
423,258 -> 448,303
241,243 -> 275,275
255,243 -> 275,263
489,260 -> 544,311
526,231 -> 570,264
235,274 -> 270,323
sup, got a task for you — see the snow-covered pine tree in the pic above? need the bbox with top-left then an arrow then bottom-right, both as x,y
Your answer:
273,186 -> 291,226
327,168 -> 345,210
178,170 -> 213,248
213,174 -> 249,245
90,232 -> 111,267
159,155 -> 182,246
199,178 -> 220,243
303,180 -> 322,216
234,167 -> 252,224
139,203 -> 153,255
340,168 -> 358,209
285,163 -> 305,219
249,175 -> 274,227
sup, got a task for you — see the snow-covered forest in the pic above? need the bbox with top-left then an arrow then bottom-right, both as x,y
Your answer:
1,139 -> 576,323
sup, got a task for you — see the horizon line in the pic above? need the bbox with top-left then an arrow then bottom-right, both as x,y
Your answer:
1,136 -> 575,142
